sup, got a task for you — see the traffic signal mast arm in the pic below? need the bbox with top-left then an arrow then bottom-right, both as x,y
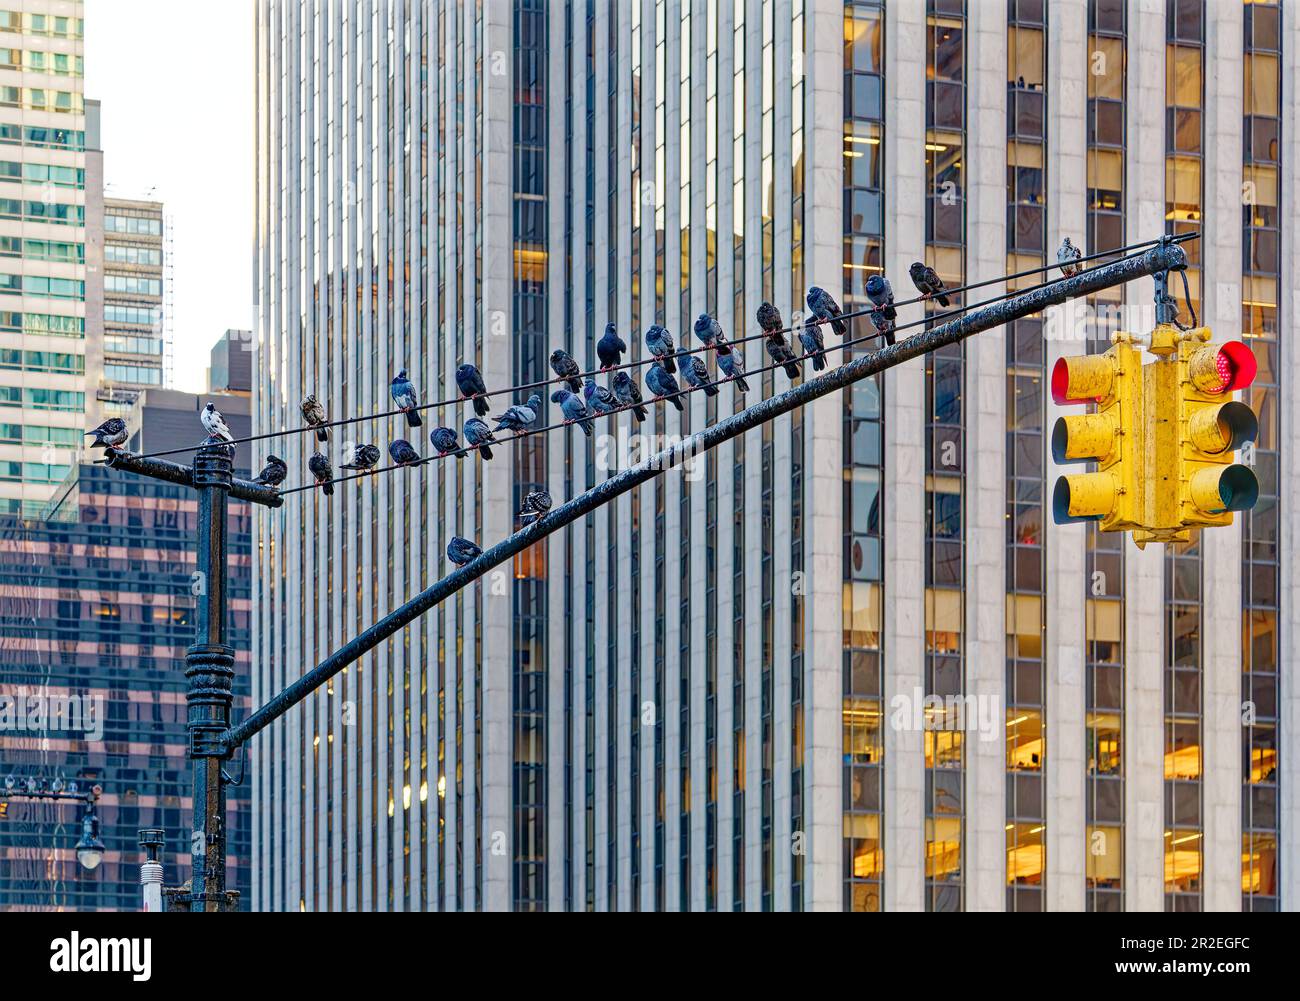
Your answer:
225,241 -> 1189,751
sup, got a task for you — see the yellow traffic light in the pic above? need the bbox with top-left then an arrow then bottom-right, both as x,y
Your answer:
1174,334 -> 1259,526
1050,342 -> 1144,530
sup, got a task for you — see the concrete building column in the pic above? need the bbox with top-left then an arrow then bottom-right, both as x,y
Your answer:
882,0 -> 925,912
1200,0 -> 1245,913
1043,0 -> 1088,912
964,0 -> 1007,913
802,0 -> 846,914
1121,0 -> 1167,912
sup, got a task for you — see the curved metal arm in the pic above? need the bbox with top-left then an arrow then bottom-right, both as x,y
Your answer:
225,243 -> 1184,750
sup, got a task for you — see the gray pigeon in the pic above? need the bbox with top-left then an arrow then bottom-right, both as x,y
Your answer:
463,417 -> 497,460
446,536 -> 482,567
549,349 -> 582,392
597,322 -> 627,369
253,454 -> 288,486
864,275 -> 896,321
693,313 -> 726,349
678,351 -> 718,397
85,417 -> 128,450
756,301 -> 783,336
908,261 -> 951,306
551,388 -> 594,437
429,426 -> 464,459
456,363 -> 490,417
611,371 -> 648,422
806,286 -> 848,337
645,362 -> 684,412
645,325 -> 676,373
389,439 -> 421,466
493,393 -> 542,434
757,306 -> 802,380
201,403 -> 233,441
301,394 -> 329,441
1057,236 -> 1083,277
583,377 -> 620,418
715,345 -> 750,393
308,452 -> 334,496
340,443 -> 381,472
798,320 -> 828,371
519,489 -> 553,522
871,309 -> 896,347
390,370 -> 422,427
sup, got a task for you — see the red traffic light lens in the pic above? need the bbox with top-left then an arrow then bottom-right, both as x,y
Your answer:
1216,341 -> 1257,392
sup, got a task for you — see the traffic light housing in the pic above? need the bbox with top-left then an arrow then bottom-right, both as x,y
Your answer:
1172,333 -> 1259,528
1050,342 -> 1144,531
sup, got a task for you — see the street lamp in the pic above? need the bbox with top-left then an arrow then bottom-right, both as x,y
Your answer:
0,775 -> 104,872
74,805 -> 106,871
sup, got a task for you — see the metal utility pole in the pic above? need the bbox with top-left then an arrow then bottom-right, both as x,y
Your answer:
103,438 -> 281,912
101,239 -> 1186,911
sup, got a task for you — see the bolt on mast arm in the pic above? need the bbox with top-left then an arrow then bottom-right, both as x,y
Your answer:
225,242 -> 1186,752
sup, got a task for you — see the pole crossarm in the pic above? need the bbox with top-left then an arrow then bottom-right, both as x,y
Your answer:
225,241 -> 1187,751
103,449 -> 285,508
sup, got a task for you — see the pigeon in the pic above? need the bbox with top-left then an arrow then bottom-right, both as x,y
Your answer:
908,261 -> 951,307
446,536 -> 482,567
389,439 -> 421,466
798,319 -> 828,371
678,351 -> 719,397
253,454 -> 288,486
391,370 -> 423,427
645,362 -> 684,412
429,426 -> 464,459
1057,236 -> 1083,277
463,417 -> 497,460
764,332 -> 802,380
340,443 -> 381,472
551,388 -> 595,437
493,393 -> 542,434
549,349 -> 583,392
693,313 -> 727,350
715,345 -> 750,393
456,363 -> 490,417
85,417 -> 127,450
611,371 -> 648,422
871,309 -> 896,347
645,325 -> 677,373
308,452 -> 334,496
583,377 -> 620,418
806,286 -> 848,337
300,394 -> 329,442
201,403 -> 233,441
864,274 -> 896,321
756,301 -> 784,337
596,322 -> 627,370
518,489 -> 553,522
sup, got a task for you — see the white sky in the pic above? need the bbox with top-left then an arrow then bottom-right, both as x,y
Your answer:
84,1 -> 254,394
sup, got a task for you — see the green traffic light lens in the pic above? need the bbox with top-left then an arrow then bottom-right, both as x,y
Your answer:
1217,464 -> 1259,513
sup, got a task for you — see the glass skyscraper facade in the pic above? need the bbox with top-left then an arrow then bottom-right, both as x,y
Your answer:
0,1 -> 85,519
0,460 -> 252,911
254,0 -> 1300,911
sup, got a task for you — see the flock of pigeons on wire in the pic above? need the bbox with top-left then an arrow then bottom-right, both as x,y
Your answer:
83,239 -> 1088,571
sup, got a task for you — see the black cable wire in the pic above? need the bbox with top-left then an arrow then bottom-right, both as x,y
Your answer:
130,232 -> 1199,462
278,256 -> 1114,496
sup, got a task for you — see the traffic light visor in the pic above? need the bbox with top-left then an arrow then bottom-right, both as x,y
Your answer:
1187,401 -> 1258,455
1188,464 -> 1259,514
1051,414 -> 1117,464
1051,354 -> 1116,405
1188,341 -> 1256,395
1052,472 -> 1115,524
